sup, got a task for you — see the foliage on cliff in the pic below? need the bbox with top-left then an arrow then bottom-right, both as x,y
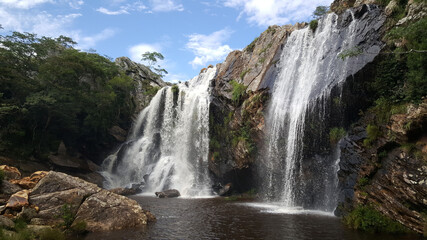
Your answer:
0,32 -> 135,161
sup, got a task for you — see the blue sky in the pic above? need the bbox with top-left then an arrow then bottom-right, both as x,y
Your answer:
0,0 -> 332,83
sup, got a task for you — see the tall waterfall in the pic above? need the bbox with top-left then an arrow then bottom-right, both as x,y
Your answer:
102,67 -> 216,197
262,7 -> 383,211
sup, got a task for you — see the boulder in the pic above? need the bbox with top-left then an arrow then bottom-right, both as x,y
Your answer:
109,187 -> 138,196
6,190 -> 29,210
29,171 -> 101,223
73,190 -> 148,231
10,171 -> 48,189
155,189 -> 180,198
0,165 -> 21,180
219,183 -> 232,196
0,180 -> 23,196
17,206 -> 38,222
0,215 -> 14,229
28,171 -> 152,231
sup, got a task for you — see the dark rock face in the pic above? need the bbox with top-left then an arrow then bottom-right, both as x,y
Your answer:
155,189 -> 180,198
336,101 -> 427,233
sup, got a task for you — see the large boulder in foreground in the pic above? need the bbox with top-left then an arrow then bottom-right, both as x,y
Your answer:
73,190 -> 149,231
28,171 -> 152,231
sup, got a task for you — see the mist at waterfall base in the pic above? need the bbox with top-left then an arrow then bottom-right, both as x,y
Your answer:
255,6 -> 383,213
101,67 -> 216,197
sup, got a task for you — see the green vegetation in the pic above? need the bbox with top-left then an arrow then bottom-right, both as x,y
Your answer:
40,228 -> 66,240
230,80 -> 247,105
358,177 -> 369,188
61,204 -> 74,229
0,31 -> 136,160
266,26 -> 276,35
329,127 -> 346,144
338,47 -> 363,60
141,51 -> 168,78
312,6 -> 329,19
363,124 -> 381,146
309,20 -> 318,32
240,68 -> 251,80
344,205 -> 409,233
246,37 -> 259,53
171,85 -> 179,95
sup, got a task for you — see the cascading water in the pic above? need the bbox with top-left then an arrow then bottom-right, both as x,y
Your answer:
261,7 -> 384,211
102,67 -> 216,197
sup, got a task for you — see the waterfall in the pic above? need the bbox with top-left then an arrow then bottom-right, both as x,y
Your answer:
102,67 -> 216,197
261,7 -> 383,211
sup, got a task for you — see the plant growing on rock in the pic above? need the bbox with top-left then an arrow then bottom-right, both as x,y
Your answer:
363,124 -> 381,146
344,205 -> 408,233
329,127 -> 346,144
230,80 -> 247,106
141,51 -> 168,78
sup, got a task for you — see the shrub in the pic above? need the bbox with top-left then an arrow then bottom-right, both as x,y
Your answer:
246,37 -> 258,53
71,220 -> 87,234
230,80 -> 247,105
309,20 -> 318,32
363,124 -> 380,146
344,205 -> 408,233
61,204 -> 74,229
329,127 -> 346,144
171,85 -> 179,95
358,177 -> 369,188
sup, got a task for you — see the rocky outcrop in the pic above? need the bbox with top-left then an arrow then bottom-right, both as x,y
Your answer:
0,165 -> 21,180
115,57 -> 167,114
397,0 -> 427,25
337,101 -> 427,234
10,171 -> 48,189
73,190 -> 149,231
6,190 -> 29,209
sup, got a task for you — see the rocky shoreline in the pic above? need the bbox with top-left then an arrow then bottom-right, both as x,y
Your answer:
0,167 -> 155,238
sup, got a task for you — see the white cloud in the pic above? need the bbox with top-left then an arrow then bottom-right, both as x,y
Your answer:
223,0 -> 332,26
164,73 -> 189,83
96,2 -> 147,15
0,7 -> 116,50
0,0 -> 52,9
68,0 -> 84,9
96,7 -> 129,15
186,28 -> 233,68
78,28 -> 116,50
150,0 -> 183,12
128,43 -> 162,62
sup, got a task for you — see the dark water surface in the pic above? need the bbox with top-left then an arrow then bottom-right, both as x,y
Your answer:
86,196 -> 421,240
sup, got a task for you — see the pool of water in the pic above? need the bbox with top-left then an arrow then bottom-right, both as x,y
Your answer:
86,196 -> 421,240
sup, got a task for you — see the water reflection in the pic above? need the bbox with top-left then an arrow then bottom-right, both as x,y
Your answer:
86,197 -> 422,240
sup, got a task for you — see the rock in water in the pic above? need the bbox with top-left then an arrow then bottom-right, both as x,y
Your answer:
155,189 -> 181,198
219,183 -> 232,196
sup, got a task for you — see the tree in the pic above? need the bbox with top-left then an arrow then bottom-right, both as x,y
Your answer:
141,51 -> 168,78
312,6 -> 329,19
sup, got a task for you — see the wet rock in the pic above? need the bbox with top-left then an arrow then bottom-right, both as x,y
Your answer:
108,126 -> 128,142
155,189 -> 180,198
10,171 -> 48,189
6,190 -> 29,210
0,215 -> 14,229
219,183 -> 232,196
0,165 -> 21,180
73,190 -> 148,231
